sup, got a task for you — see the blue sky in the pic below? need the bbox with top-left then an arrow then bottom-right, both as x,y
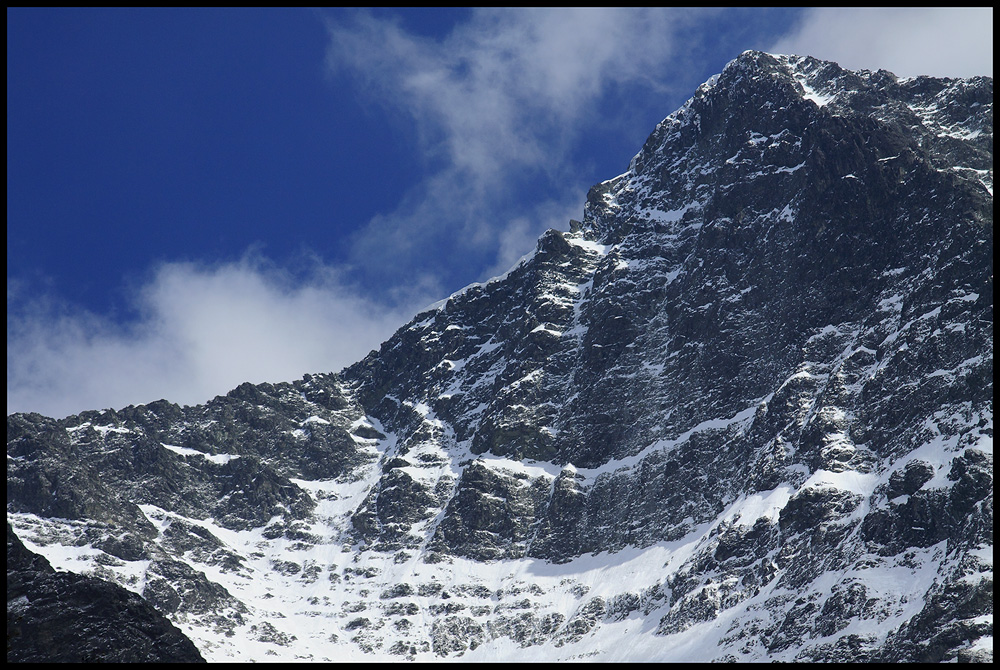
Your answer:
6,8 -> 993,418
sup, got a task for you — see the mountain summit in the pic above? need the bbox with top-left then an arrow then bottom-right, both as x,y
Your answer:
7,52 -> 993,662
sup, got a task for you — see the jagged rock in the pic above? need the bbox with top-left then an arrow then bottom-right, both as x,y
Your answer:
6,51 -> 992,662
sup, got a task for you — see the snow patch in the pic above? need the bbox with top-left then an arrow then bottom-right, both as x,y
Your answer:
161,443 -> 240,465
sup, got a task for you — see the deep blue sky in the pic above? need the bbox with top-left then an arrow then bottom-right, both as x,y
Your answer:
8,8 -> 426,315
7,8 -> 991,417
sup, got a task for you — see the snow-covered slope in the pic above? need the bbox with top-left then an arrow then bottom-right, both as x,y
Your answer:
7,52 -> 993,662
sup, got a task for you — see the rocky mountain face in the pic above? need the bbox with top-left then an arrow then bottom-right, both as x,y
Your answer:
6,52 -> 993,662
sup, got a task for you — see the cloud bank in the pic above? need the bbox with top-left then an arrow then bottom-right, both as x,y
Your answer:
7,258 -> 419,418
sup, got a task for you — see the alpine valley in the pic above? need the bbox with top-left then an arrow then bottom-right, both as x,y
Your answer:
7,52 -> 993,663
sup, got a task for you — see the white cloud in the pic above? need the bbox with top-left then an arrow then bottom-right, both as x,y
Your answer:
327,8 -> 684,182
770,8 -> 993,78
324,8 -> 702,288
6,257 -> 425,418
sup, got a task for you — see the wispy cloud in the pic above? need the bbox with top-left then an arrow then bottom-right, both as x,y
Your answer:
6,257 -> 421,418
324,8 -> 704,290
326,8 -> 686,182
769,7 -> 993,78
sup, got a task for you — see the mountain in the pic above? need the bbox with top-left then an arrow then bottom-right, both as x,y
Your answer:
6,51 -> 993,663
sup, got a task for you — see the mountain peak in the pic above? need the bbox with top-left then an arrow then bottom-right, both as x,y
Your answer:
586,52 -> 992,246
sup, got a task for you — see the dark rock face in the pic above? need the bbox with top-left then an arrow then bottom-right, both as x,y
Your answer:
6,52 -> 992,662
7,524 -> 205,663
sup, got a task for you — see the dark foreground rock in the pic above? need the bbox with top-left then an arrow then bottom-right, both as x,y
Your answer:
7,524 -> 205,663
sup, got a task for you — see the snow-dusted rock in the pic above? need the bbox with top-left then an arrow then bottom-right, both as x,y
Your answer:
7,52 -> 992,662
